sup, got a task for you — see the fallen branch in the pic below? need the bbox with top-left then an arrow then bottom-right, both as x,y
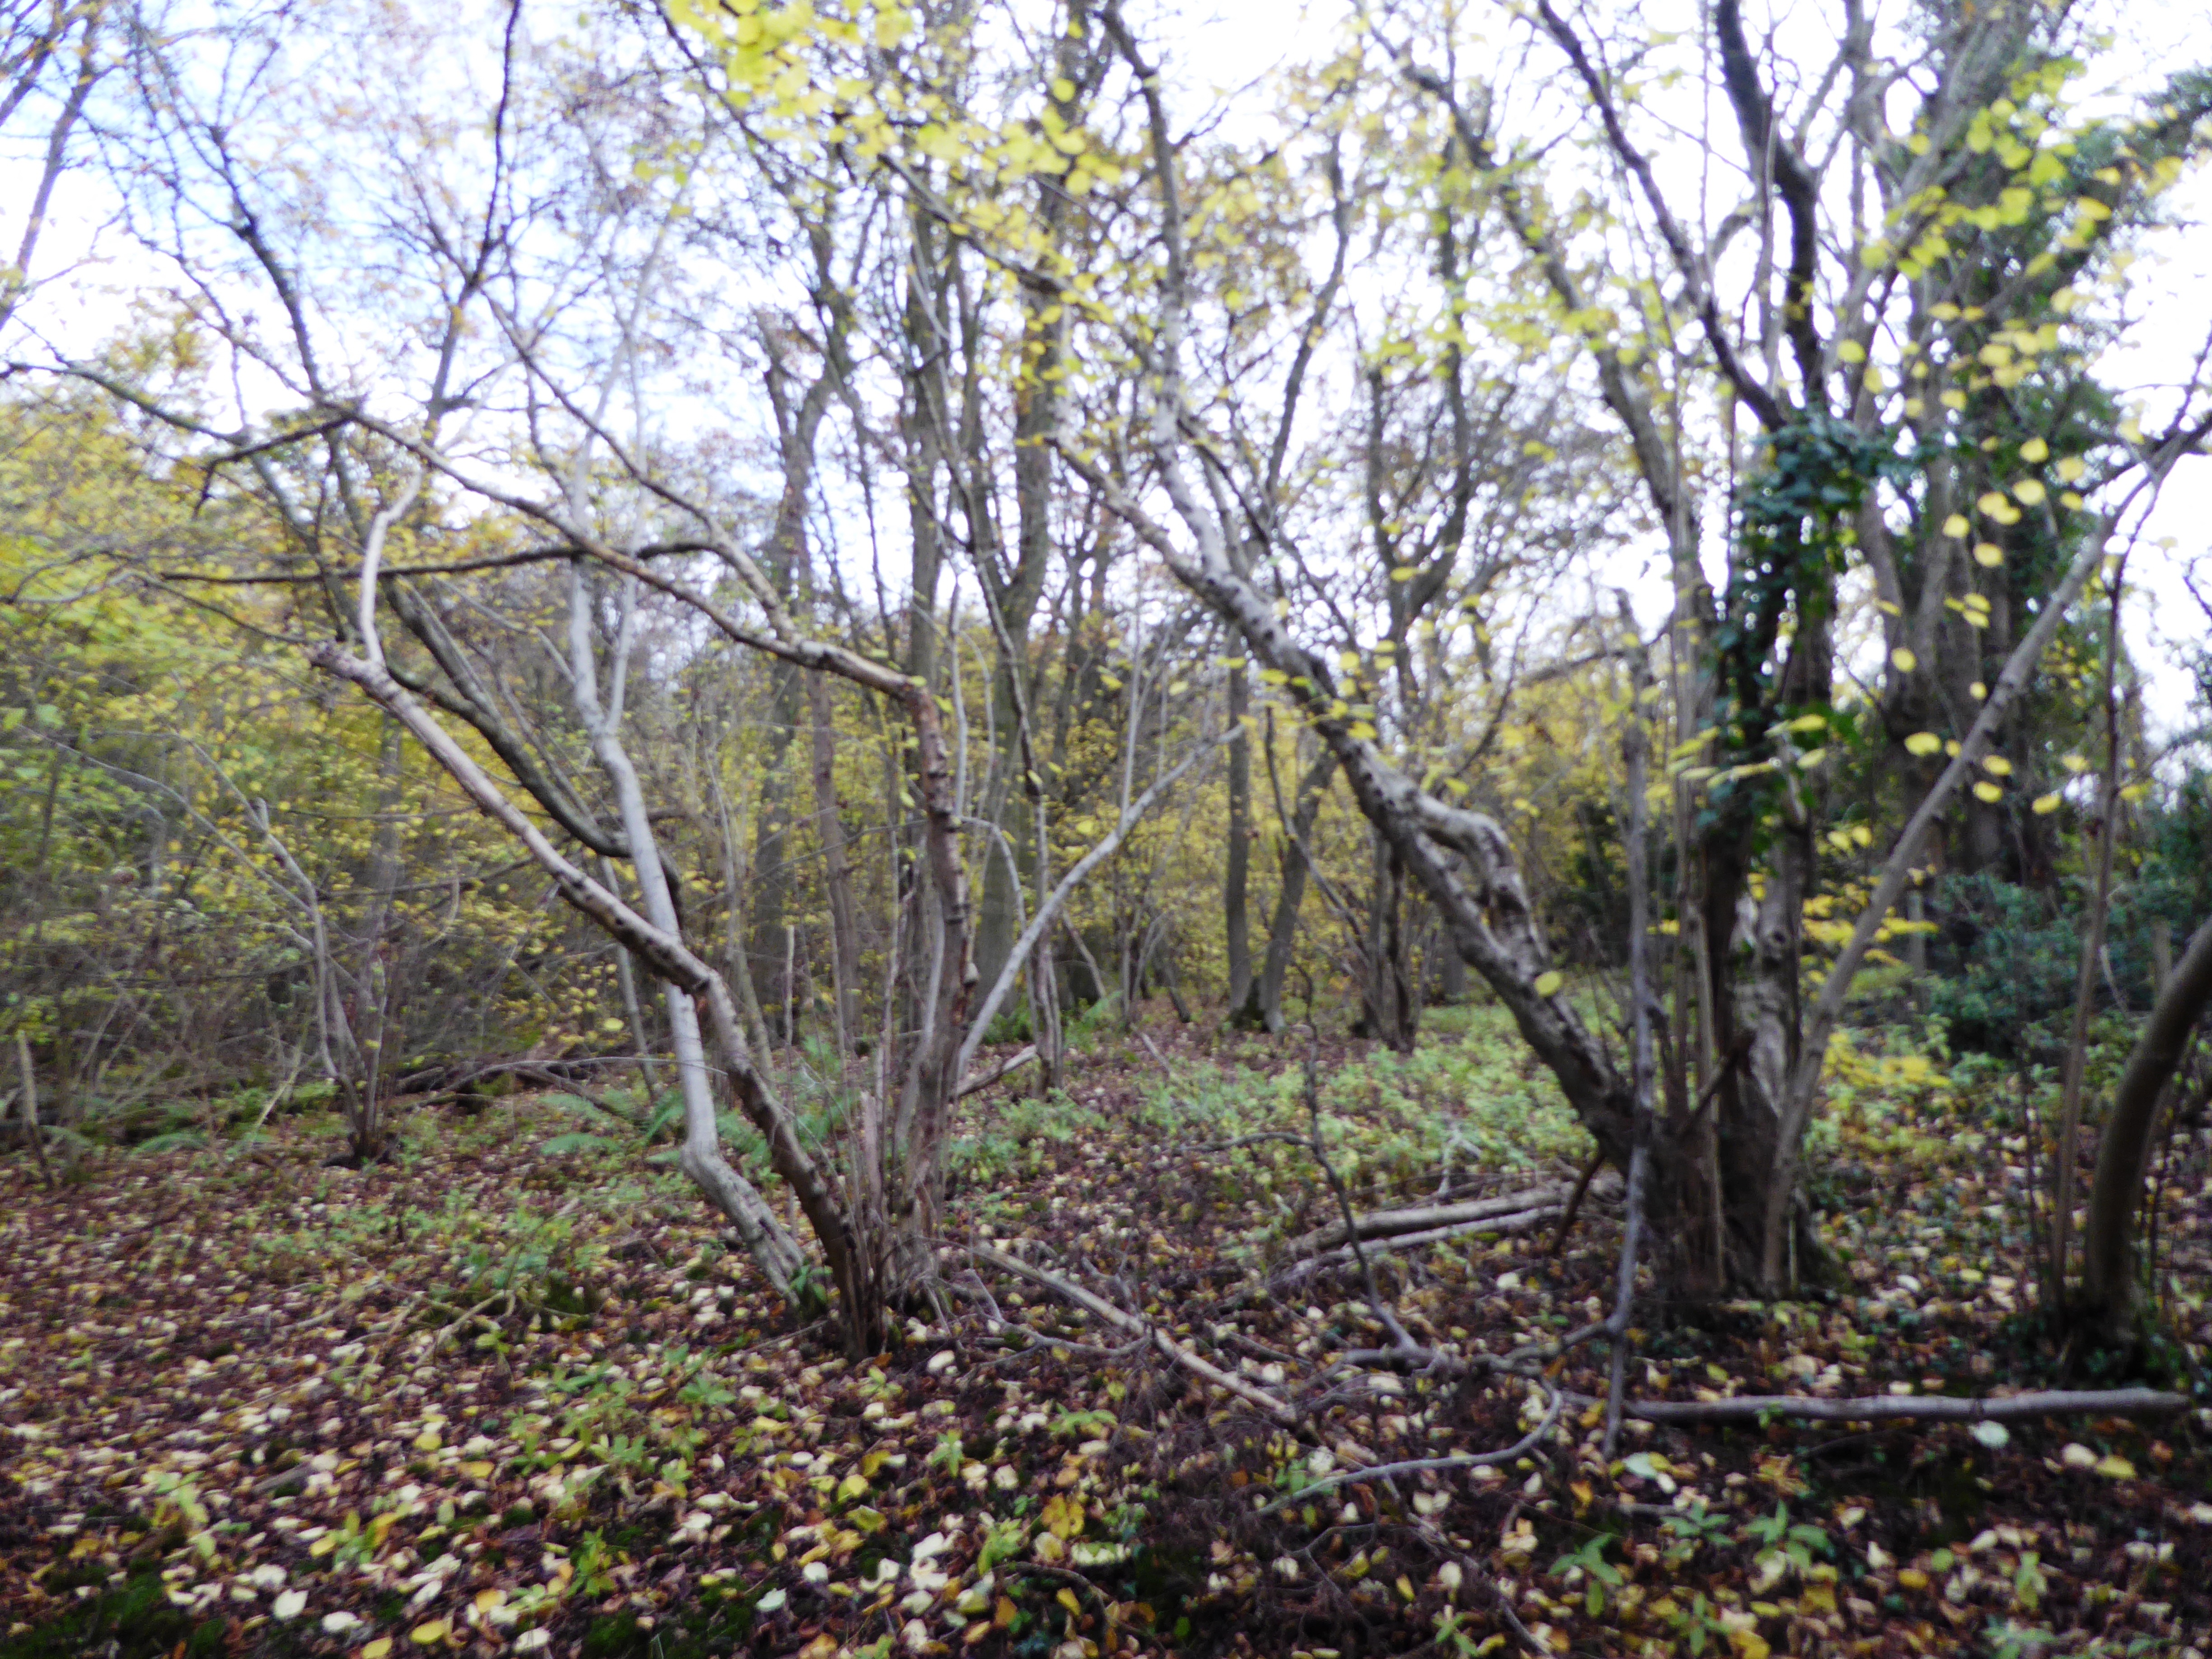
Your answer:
1282,1205 -> 1573,1281
957,1045 -> 1039,1098
1613,1387 -> 2188,1426
969,1242 -> 1299,1428
1284,1178 -> 1592,1257
1256,1384 -> 1563,1514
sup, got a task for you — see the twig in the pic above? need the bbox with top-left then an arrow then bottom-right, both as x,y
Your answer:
969,1242 -> 1299,1427
1546,1150 -> 1605,1256
1488,1571 -> 1556,1659
1256,1385 -> 1562,1514
956,1045 -> 1039,1098
1304,1050 -> 1415,1352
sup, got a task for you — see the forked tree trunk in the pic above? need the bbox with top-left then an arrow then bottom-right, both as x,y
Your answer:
563,570 -> 810,1303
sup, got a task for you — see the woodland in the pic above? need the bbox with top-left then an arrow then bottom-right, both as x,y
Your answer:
6,0 -> 2212,1654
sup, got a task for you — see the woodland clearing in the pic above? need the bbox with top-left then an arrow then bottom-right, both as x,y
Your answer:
5,1008 -> 2210,1659
8,0 -> 2212,1654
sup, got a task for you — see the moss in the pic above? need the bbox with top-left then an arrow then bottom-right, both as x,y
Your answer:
0,1569 -> 228,1659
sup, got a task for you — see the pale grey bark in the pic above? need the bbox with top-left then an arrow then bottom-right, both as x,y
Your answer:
309,641 -> 862,1327
563,567 -> 805,1298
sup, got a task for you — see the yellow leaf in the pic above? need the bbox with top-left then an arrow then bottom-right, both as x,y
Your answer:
1836,339 -> 1866,363
1973,542 -> 2004,567
309,1533 -> 338,1558
410,1622 -> 449,1646
995,1596 -> 1018,1628
1941,514 -> 1969,538
2033,793 -> 2062,815
1533,971 -> 1564,998
1891,647 -> 1917,673
364,1644 -> 394,1659
1904,732 -> 1943,757
2056,455 -> 2086,482
1730,1632 -> 1772,1659
412,1429 -> 441,1452
2013,478 -> 2047,506
474,1589 -> 507,1612
2094,1454 -> 2136,1479
463,1461 -> 493,1480
1057,1588 -> 1083,1617
2020,437 -> 2049,461
1977,491 -> 2009,516
2062,753 -> 2090,773
1981,755 -> 2013,777
1973,781 -> 2003,803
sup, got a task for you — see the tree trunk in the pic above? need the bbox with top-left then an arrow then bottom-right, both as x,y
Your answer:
312,643 -> 863,1340
345,714 -> 405,1162
804,669 -> 861,1054
566,571 -> 809,1303
747,679 -> 802,1045
1237,743 -> 1334,1032
1223,662 -> 1252,1010
1353,834 -> 1418,1053
2081,914 -> 2212,1336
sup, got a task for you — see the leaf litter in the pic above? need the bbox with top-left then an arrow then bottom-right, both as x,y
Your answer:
3,1013 -> 2210,1658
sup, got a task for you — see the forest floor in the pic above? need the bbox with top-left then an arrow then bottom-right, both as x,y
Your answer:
4,1005 -> 2212,1659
